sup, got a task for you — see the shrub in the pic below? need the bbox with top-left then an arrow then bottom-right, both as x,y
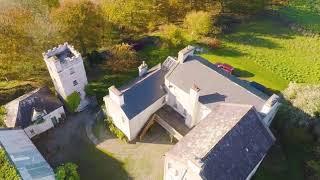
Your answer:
159,24 -> 185,47
106,43 -> 139,72
66,92 -> 81,113
55,162 -> 80,180
184,11 -> 212,40
0,106 -> 6,127
84,84 -> 95,97
105,116 -> 127,142
283,83 -> 320,118
200,37 -> 221,49
0,149 -> 20,180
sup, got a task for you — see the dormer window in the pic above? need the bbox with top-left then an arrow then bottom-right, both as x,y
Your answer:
73,80 -> 78,86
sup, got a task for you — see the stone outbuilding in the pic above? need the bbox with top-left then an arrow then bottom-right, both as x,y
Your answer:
4,87 -> 65,138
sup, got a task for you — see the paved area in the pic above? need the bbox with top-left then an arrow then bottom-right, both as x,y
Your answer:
33,107 -> 129,180
33,106 -> 175,180
94,120 -> 174,180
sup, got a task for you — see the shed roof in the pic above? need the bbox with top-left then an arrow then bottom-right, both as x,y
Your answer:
5,87 -> 63,128
166,56 -> 269,111
0,129 -> 55,180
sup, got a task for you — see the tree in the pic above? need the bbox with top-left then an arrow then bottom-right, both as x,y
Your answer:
222,0 -> 268,14
101,0 -> 155,35
0,106 -> 6,127
184,11 -> 212,40
50,0 -> 108,55
66,92 -> 81,113
159,24 -> 185,46
106,43 -> 139,72
55,163 -> 80,180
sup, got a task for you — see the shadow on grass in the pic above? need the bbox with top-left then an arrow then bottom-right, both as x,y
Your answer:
233,68 -> 254,78
206,46 -> 247,57
225,33 -> 281,49
254,96 -> 319,180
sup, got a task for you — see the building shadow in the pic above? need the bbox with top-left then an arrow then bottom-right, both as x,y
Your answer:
199,93 -> 227,105
32,112 -> 130,180
233,68 -> 255,78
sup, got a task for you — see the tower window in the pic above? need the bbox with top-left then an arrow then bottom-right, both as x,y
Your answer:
73,80 -> 78,86
70,68 -> 75,75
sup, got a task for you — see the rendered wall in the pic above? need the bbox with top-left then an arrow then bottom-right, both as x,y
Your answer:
104,96 -> 131,139
129,96 -> 166,140
24,106 -> 65,138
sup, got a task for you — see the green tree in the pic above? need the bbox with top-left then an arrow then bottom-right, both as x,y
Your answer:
222,0 -> 268,14
184,11 -> 212,40
106,43 -> 139,72
0,106 -> 6,127
159,24 -> 185,46
55,163 -> 80,180
0,149 -> 20,180
50,0 -> 108,55
66,92 -> 81,113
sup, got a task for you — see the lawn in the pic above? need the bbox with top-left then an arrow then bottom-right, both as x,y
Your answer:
279,0 -> 320,33
201,17 -> 320,92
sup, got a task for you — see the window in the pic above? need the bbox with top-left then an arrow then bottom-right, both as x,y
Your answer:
73,80 -> 78,86
30,129 -> 35,135
70,67 -> 75,75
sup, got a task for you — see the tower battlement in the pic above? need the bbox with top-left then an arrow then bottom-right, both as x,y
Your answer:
43,42 -> 82,71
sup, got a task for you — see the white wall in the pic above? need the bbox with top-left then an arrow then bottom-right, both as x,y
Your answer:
24,106 -> 65,138
129,96 -> 166,140
104,96 -> 131,139
165,79 -> 208,128
263,102 -> 281,126
44,46 -> 88,109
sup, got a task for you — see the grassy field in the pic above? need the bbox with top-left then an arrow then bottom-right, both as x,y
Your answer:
279,0 -> 320,32
201,17 -> 320,92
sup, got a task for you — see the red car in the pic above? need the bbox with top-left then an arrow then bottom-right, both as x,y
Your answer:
215,63 -> 234,74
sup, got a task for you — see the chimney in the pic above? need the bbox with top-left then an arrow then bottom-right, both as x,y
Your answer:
108,85 -> 124,106
138,61 -> 148,77
178,45 -> 195,64
261,94 -> 280,114
188,84 -> 200,128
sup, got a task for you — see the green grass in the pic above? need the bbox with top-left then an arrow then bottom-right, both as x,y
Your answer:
201,17 -> 320,91
279,0 -> 320,32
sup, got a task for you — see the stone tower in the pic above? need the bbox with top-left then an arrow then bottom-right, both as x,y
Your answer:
43,42 -> 88,111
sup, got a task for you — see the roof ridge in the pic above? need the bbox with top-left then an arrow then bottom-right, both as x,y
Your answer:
120,64 -> 162,93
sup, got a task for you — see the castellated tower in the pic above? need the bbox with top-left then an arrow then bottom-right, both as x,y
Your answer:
43,42 -> 89,111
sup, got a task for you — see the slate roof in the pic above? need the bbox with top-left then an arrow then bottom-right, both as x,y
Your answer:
166,56 -> 269,111
166,103 -> 275,180
0,129 -> 55,180
119,57 -> 178,120
4,87 -> 63,128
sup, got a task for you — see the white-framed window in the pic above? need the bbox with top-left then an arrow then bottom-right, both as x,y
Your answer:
73,80 -> 78,86
70,67 -> 75,75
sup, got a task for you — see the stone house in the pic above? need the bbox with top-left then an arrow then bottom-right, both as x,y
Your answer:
43,42 -> 89,112
4,87 -> 65,138
104,46 -> 280,179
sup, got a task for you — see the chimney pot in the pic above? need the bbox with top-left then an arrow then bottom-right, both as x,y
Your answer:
138,61 -> 148,77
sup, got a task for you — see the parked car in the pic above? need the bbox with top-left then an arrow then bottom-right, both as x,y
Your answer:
215,63 -> 234,74
250,81 -> 267,93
